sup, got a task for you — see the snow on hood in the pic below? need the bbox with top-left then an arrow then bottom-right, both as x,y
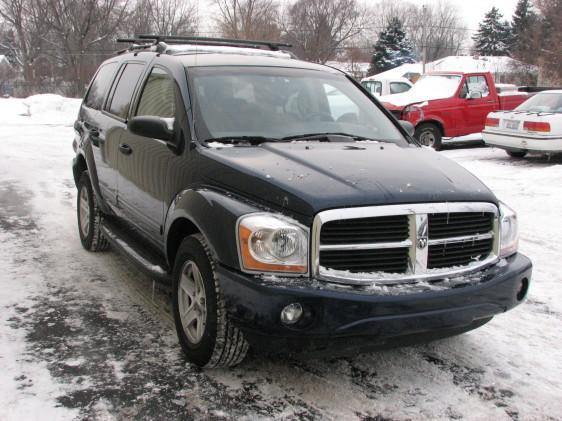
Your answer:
380,74 -> 462,107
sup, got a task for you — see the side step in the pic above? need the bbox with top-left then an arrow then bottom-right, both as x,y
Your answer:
100,218 -> 173,284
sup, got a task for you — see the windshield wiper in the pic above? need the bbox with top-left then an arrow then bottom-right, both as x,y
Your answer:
282,132 -> 383,142
204,136 -> 281,145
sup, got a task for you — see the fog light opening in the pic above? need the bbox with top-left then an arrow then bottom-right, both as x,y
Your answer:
517,278 -> 529,301
280,303 -> 303,325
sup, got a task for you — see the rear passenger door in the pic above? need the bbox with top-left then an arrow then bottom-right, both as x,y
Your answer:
99,61 -> 146,207
80,61 -> 119,206
116,66 -> 180,244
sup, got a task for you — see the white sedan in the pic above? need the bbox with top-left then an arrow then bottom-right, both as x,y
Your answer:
483,90 -> 562,157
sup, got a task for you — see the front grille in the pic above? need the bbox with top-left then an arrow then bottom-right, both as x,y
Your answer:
428,238 -> 494,269
320,248 -> 409,273
314,203 -> 499,284
428,212 -> 494,239
320,215 -> 409,245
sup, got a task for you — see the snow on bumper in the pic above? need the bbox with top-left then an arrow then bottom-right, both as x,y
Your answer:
483,130 -> 562,152
217,253 -> 532,352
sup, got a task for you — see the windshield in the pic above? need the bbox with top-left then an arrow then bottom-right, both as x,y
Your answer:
188,66 -> 406,144
515,92 -> 562,113
408,74 -> 462,99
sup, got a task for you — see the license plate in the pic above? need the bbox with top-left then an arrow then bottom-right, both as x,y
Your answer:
505,119 -> 520,129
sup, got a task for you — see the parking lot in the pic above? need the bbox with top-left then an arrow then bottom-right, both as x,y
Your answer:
1,98 -> 561,420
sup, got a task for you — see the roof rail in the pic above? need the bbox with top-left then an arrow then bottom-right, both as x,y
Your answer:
135,34 -> 292,51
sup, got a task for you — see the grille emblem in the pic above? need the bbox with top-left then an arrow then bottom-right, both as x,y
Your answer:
417,237 -> 428,249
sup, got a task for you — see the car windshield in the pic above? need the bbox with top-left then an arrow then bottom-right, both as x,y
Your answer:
515,92 -> 562,113
188,66 -> 406,144
408,74 -> 462,99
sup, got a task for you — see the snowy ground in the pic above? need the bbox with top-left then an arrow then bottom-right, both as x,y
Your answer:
1,96 -> 561,420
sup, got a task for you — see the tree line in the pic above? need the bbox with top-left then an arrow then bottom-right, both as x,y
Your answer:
471,0 -> 561,84
0,0 -> 560,97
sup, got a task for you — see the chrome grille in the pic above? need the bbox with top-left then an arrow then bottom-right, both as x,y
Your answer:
312,203 -> 499,284
320,215 -> 409,244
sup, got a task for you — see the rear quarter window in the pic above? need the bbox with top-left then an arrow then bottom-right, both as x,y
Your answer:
84,62 -> 118,110
105,63 -> 145,119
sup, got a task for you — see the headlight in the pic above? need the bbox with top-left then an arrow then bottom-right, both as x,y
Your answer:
499,202 -> 518,258
237,214 -> 308,274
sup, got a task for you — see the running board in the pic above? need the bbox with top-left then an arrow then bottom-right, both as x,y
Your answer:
100,219 -> 172,284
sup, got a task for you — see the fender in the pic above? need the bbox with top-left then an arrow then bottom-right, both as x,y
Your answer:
164,188 -> 262,270
74,142 -> 112,215
416,115 -> 446,135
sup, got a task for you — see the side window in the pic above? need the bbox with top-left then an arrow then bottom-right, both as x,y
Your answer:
136,67 -> 177,118
362,81 -> 382,96
390,82 -> 411,94
466,76 -> 490,98
84,62 -> 118,110
106,63 -> 145,119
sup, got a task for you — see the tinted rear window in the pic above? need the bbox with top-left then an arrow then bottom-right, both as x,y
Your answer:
84,62 -> 118,110
106,63 -> 145,118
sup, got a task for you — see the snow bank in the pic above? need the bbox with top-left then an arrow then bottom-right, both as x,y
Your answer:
0,94 -> 80,126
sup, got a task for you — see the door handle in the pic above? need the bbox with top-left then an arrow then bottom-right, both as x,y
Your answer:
89,128 -> 102,146
119,143 -> 132,155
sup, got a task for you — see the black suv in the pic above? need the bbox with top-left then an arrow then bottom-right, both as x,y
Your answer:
72,36 -> 532,367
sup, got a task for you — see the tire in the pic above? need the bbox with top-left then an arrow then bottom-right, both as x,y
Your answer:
77,171 -> 109,252
506,150 -> 527,158
172,234 -> 249,367
415,123 -> 443,151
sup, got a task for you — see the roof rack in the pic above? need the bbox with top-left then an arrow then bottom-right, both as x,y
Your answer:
115,35 -> 292,55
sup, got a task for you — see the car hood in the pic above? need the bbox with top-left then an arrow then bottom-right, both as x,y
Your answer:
199,142 -> 497,219
380,91 -> 452,108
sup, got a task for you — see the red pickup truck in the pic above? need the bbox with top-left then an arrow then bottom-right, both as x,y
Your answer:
379,72 -> 529,149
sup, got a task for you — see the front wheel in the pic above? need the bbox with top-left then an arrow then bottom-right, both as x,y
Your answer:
172,234 -> 249,367
415,123 -> 443,151
77,172 -> 109,251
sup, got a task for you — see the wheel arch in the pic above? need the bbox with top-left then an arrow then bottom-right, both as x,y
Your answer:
72,153 -> 88,187
416,119 -> 445,137
164,189 -> 259,271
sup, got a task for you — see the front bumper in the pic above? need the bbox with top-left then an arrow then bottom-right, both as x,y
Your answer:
218,253 -> 532,353
483,130 -> 562,152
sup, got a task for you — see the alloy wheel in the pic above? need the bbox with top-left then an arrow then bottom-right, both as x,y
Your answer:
178,260 -> 207,344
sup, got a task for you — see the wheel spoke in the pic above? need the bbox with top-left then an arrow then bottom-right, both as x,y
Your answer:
178,260 -> 208,344
184,309 -> 198,327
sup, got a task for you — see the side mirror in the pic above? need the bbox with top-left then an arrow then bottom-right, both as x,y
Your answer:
128,116 -> 173,142
467,91 -> 483,100
399,120 -> 415,137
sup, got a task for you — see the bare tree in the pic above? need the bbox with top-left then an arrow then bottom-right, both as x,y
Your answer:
283,0 -> 364,63
0,0 -> 50,93
408,1 -> 466,61
364,0 -> 466,63
214,0 -> 281,40
44,0 -> 130,96
535,0 -> 562,84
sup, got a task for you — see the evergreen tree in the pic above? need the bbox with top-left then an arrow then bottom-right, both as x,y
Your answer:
472,7 -> 513,56
370,18 -> 416,74
511,0 -> 537,57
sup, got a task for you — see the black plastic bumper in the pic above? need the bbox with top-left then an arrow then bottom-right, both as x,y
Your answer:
217,253 -> 532,354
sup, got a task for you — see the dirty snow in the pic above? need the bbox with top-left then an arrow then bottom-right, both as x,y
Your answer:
1,95 -> 562,420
